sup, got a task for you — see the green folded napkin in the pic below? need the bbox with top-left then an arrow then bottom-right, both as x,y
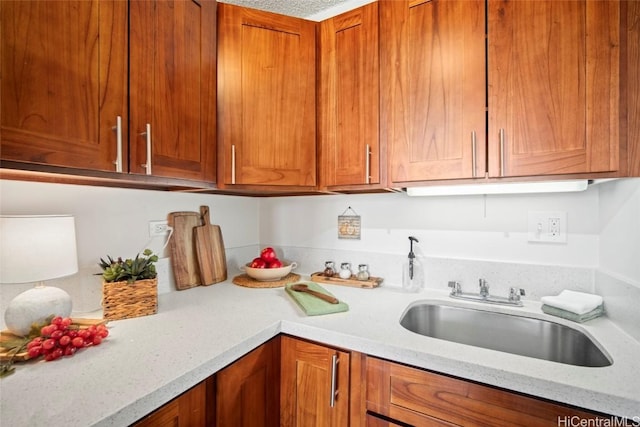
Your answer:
541,304 -> 604,323
285,282 -> 349,316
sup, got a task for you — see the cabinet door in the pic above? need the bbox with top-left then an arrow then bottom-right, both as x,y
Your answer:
626,0 -> 640,176
318,2 -> 381,189
216,338 -> 280,427
132,377 -> 212,427
129,0 -> 217,182
488,0 -> 620,178
281,336 -> 349,427
1,0 -> 127,172
366,356 -> 605,427
217,4 -> 316,188
381,0 -> 486,184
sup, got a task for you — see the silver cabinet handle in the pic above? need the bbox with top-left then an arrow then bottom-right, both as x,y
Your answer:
231,144 -> 236,184
140,123 -> 152,175
471,131 -> 477,178
499,128 -> 505,177
365,144 -> 371,184
112,115 -> 123,173
330,353 -> 338,407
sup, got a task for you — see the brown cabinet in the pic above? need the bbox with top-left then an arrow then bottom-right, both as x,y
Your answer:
381,0 -> 486,184
488,0 -> 620,178
132,377 -> 213,427
1,0 -> 216,184
626,0 -> 640,176
318,2 -> 383,190
217,3 -> 317,190
1,0 -> 128,172
365,356 -> 605,426
383,0 -> 624,186
129,0 -> 217,182
281,336 -> 351,427
216,337 -> 280,427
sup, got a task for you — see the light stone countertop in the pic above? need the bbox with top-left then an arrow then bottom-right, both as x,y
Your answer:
1,280 -> 639,426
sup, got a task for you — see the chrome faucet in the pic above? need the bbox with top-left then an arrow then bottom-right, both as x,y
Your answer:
447,279 -> 525,307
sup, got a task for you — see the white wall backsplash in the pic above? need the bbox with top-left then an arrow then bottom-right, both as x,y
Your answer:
276,245 -> 594,299
598,178 -> 640,285
2,178 -> 638,337
596,178 -> 640,340
259,189 -> 600,267
0,180 -> 261,328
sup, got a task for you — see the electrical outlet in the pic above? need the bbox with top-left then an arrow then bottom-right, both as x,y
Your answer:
149,220 -> 169,237
549,217 -> 561,237
527,211 -> 567,243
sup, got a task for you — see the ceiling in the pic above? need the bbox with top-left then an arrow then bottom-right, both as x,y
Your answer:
217,0 -> 373,20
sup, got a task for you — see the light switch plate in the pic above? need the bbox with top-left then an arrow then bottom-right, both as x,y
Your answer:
527,211 -> 567,243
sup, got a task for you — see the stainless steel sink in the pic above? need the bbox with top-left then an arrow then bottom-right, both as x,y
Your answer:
400,302 -> 612,367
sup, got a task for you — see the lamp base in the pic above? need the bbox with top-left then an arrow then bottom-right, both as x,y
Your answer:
4,285 -> 72,336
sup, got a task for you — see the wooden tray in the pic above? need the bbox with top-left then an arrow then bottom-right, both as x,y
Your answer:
310,272 -> 382,289
0,318 -> 108,362
233,273 -> 301,288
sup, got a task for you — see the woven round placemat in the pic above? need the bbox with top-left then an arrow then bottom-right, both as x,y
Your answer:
232,273 -> 301,288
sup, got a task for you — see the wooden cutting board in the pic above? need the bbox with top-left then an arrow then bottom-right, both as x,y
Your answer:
168,211 -> 202,290
194,205 -> 227,285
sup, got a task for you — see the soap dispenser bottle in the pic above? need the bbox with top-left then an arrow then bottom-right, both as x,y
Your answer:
403,236 -> 424,292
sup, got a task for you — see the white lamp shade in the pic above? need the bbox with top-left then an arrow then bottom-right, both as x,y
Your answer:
0,215 -> 79,284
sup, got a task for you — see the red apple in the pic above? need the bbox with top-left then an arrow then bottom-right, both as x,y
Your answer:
260,247 -> 277,262
249,257 -> 267,268
268,259 -> 282,268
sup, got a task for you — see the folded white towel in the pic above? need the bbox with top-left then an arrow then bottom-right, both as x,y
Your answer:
540,290 -> 603,315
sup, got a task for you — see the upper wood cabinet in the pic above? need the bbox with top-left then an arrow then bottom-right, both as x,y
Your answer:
1,0 -> 217,184
628,0 -> 640,176
217,3 -> 317,190
318,2 -> 382,190
281,336 -> 350,427
1,0 -> 128,172
129,0 -> 217,182
488,0 -> 621,178
381,0 -> 486,185
383,0 -> 624,186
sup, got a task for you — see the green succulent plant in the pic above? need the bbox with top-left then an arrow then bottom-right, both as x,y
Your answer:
98,249 -> 158,284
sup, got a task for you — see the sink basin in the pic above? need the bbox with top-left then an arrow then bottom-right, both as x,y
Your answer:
400,302 -> 612,367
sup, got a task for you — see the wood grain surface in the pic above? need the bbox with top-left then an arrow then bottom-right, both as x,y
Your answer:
194,205 -> 227,285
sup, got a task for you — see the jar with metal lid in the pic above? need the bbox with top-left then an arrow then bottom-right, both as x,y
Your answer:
339,262 -> 352,279
356,264 -> 370,281
323,261 -> 336,277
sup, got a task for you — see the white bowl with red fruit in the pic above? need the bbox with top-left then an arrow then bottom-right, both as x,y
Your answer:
242,247 -> 297,281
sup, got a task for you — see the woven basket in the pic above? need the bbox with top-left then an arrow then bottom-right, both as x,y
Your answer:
102,278 -> 158,320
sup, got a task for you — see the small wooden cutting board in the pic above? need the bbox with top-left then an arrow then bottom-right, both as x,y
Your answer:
194,206 -> 227,285
168,211 -> 202,290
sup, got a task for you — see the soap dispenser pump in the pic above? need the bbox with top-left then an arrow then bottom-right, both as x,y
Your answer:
403,236 -> 424,292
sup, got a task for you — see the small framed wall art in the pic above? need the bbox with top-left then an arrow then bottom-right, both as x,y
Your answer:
338,207 -> 361,240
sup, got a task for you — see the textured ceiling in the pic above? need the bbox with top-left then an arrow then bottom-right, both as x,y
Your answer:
217,0 -> 371,20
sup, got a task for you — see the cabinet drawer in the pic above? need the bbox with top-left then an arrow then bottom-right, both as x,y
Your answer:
365,356 -> 603,427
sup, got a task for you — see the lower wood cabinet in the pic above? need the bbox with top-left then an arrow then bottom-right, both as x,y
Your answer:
132,377 -> 213,427
133,337 -> 614,427
365,356 -> 605,427
281,335 -> 352,427
215,336 -> 281,427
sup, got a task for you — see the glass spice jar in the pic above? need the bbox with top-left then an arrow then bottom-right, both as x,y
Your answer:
356,264 -> 370,281
339,262 -> 352,279
323,261 -> 336,277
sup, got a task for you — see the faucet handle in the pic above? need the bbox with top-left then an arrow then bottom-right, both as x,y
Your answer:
478,278 -> 490,296
447,281 -> 461,295
509,287 -> 525,302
